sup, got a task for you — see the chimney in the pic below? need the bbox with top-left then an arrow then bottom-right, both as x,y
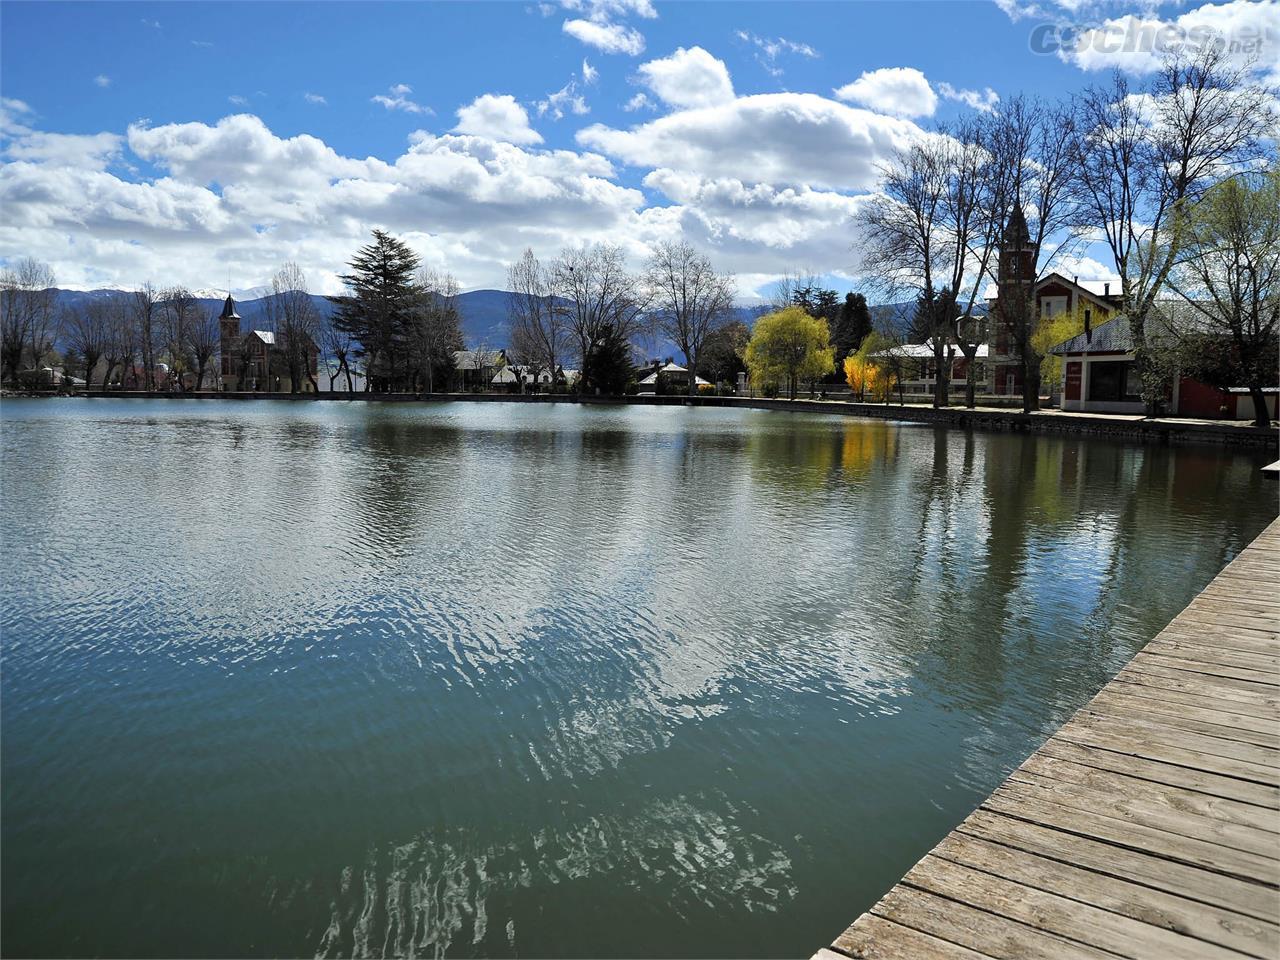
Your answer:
1084,308 -> 1092,344
1073,276 -> 1078,286
1104,282 -> 1110,296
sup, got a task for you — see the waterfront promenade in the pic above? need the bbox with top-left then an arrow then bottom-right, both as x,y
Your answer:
813,517 -> 1280,959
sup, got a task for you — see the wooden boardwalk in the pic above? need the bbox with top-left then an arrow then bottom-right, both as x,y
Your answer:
815,518 -> 1280,960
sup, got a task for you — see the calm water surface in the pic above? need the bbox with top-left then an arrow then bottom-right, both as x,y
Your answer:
2,399 -> 1275,958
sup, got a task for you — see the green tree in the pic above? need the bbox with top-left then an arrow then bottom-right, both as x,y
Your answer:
1030,305 -> 1088,398
1168,169 -> 1280,428
744,306 -> 834,400
331,229 -> 421,391
831,292 -> 873,363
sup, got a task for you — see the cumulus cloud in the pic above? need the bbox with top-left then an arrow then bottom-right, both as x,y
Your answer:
537,80 -> 590,120
453,94 -> 544,145
938,82 -> 1000,113
563,19 -> 645,55
582,58 -> 599,84
304,92 -> 328,105
734,31 -> 819,77
1060,0 -> 1280,78
372,83 -> 432,115
93,75 -> 112,88
636,47 -> 735,109
834,67 -> 937,118
580,92 -> 925,191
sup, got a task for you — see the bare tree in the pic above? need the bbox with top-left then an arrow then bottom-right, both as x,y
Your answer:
645,241 -> 736,396
189,309 -> 220,391
986,95 -> 1080,412
64,300 -> 112,389
132,283 -> 160,390
766,270 -> 821,312
161,286 -> 201,391
507,248 -> 566,385
1072,47 -> 1272,411
550,243 -> 648,394
264,263 -> 321,392
102,292 -> 135,389
409,268 -> 463,393
0,258 -> 58,385
319,312 -> 357,392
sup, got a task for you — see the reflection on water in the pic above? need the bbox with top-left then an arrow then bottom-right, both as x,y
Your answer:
1,399 -> 1275,959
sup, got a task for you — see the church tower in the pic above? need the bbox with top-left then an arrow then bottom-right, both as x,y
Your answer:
998,204 -> 1035,289
219,294 -> 240,388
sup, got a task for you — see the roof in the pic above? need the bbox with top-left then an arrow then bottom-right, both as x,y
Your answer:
1049,303 -> 1203,355
639,369 -> 710,385
1003,205 -> 1030,247
250,329 -> 276,345
219,295 -> 239,321
983,273 -> 1124,304
871,340 -> 989,360
454,348 -> 504,370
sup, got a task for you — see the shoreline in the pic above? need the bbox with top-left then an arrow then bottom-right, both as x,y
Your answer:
11,389 -> 1278,449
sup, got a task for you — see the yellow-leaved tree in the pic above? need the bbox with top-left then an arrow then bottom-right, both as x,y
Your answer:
1031,305 -> 1090,397
745,306 -> 834,400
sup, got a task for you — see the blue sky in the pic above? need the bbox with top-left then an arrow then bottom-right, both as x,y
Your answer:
1,0 -> 1275,298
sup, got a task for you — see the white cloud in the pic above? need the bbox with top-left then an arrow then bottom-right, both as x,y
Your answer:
637,47 -> 735,109
372,83 -> 432,115
5,131 -> 124,170
304,92 -> 328,105
191,40 -> 213,48
93,75 -> 112,88
537,79 -> 590,120
1061,0 -> 1280,78
563,18 -> 645,55
938,82 -> 1000,113
582,58 -> 599,84
560,0 -> 656,19
623,92 -> 656,112
581,93 -> 926,193
228,95 -> 248,106
734,31 -> 819,77
834,67 -> 937,118
453,93 -> 544,144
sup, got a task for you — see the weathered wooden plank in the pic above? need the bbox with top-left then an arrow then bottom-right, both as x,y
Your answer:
931,831 -> 1279,959
1151,626 -> 1280,656
984,784 -> 1280,884
1132,650 -> 1280,686
1065,710 -> 1280,772
1082,690 -> 1280,748
1172,610 -> 1280,639
1016,753 -> 1279,832
904,852 -> 1246,960
959,809 -> 1280,922
1145,636 -> 1280,673
827,914 -> 989,960
871,885 -> 1117,959
1120,659 -> 1280,699
1054,715 -> 1280,784
1109,674 -> 1280,722
1000,770 -> 1280,859
1035,737 -> 1280,808
1111,670 -> 1280,716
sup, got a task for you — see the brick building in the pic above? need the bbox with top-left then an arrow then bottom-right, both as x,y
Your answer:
218,294 -> 318,392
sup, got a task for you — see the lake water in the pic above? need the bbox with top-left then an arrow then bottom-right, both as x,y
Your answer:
2,398 -> 1275,958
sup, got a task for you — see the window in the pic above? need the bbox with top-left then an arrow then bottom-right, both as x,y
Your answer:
1088,360 -> 1141,402
1040,296 -> 1068,318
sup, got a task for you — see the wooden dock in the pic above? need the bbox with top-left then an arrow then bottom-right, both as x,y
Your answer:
815,518 -> 1280,960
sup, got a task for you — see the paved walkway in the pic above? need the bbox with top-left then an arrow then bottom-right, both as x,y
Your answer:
813,518 -> 1280,960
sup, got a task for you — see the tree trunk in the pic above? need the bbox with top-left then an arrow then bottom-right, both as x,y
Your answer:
1248,384 -> 1272,429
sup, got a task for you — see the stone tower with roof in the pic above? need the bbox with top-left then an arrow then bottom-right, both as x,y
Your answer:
218,294 -> 240,388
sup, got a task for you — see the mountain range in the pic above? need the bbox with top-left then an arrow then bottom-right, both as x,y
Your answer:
49,289 -> 966,354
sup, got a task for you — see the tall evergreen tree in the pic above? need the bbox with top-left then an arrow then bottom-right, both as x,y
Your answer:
331,230 -> 421,391
831,292 -> 873,362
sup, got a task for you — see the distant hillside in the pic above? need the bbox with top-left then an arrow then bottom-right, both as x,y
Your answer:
49,289 -> 926,353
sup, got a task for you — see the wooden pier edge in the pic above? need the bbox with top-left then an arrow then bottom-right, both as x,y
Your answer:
814,518 -> 1280,960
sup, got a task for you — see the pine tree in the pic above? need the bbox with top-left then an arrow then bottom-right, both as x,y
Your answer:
832,292 -> 873,362
331,230 -> 421,391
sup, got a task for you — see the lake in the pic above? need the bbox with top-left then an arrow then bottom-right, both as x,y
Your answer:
2,398 -> 1275,958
